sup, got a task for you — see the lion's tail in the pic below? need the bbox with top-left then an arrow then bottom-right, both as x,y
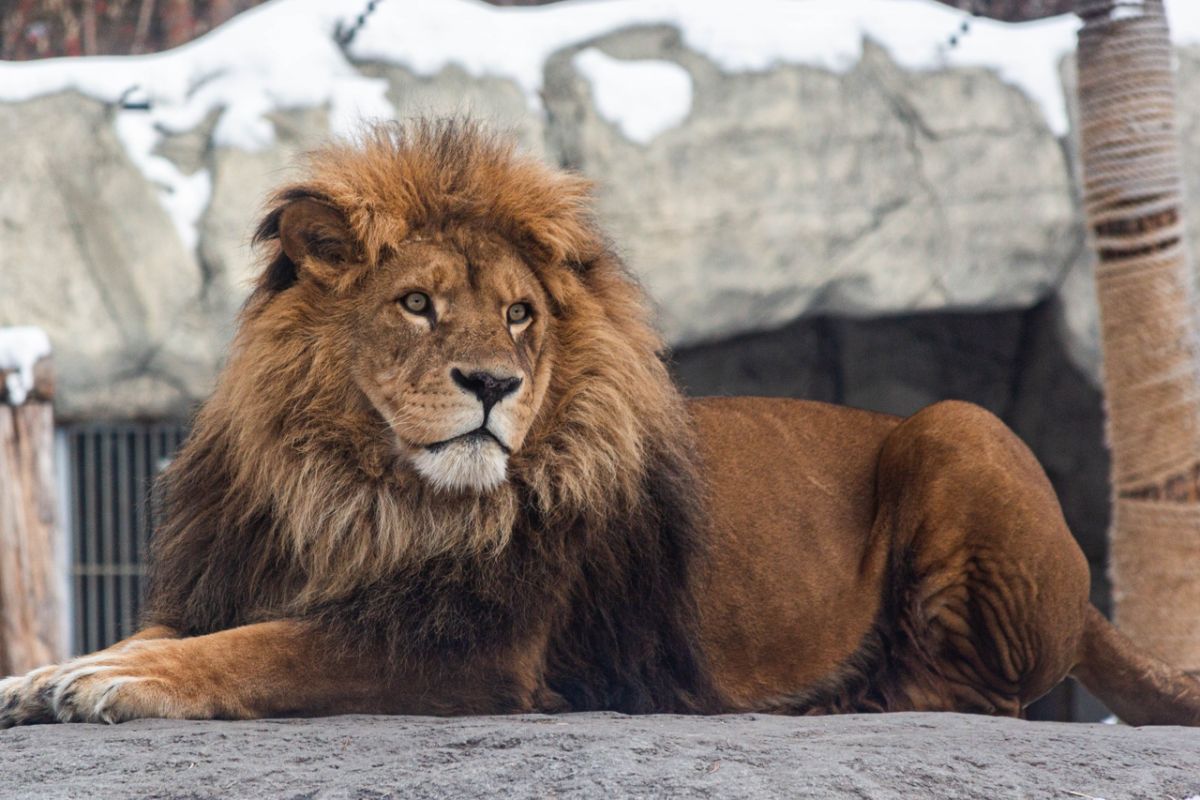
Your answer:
1070,605 -> 1200,726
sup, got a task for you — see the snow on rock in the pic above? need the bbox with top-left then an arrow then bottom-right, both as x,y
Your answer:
0,327 -> 51,406
2,0 -> 1200,271
111,112 -> 213,252
573,49 -> 693,144
0,0 -> 390,253
0,0 -> 388,145
353,0 -> 1200,138
353,0 -> 1086,133
1169,1 -> 1200,44
2,0 -> 1200,226
1109,0 -> 1146,22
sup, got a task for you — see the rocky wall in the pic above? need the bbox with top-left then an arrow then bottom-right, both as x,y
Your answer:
1,27 -> 1154,419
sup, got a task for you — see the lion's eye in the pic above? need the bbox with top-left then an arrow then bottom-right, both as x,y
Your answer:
400,292 -> 431,314
507,303 -> 531,325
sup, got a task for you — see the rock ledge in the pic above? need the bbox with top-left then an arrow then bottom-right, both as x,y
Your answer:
2,712 -> 1198,799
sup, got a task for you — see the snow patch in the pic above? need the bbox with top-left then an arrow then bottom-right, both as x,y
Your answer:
1167,1 -> 1200,45
351,0 -> 1200,138
352,0 -> 1085,135
0,327 -> 52,406
112,113 -> 213,252
573,49 -> 693,144
1111,1 -> 1146,21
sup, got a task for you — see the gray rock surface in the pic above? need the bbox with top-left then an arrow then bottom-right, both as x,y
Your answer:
544,32 -> 1079,347
1,712 -> 1196,799
0,92 -> 220,419
359,61 -> 546,157
195,106 -> 333,320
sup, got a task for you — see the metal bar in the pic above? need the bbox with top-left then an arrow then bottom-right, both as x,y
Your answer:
60,421 -> 190,655
134,426 -> 147,573
83,430 -> 99,655
100,430 -> 115,649
117,430 -> 133,640
71,430 -> 85,656
54,430 -> 72,660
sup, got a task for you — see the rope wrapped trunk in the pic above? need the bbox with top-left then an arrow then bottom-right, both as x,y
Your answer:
1075,0 -> 1200,672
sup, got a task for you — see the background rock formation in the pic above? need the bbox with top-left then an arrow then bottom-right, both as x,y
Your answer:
0,27 -> 1114,418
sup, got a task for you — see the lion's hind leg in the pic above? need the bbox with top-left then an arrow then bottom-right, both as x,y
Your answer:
868,401 -> 1091,717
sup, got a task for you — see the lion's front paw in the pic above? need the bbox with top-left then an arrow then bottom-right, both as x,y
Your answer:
1,643 -> 192,727
47,657 -> 164,724
0,664 -> 59,728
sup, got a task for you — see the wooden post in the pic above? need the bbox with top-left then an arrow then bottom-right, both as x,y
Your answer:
0,344 -> 66,675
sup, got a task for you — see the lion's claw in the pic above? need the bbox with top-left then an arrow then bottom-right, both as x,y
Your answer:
0,666 -> 58,728
49,664 -> 143,724
0,649 -> 165,728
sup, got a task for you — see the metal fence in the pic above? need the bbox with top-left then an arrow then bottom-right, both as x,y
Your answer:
60,422 -> 189,655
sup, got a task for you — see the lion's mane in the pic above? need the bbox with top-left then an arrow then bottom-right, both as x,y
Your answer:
143,121 -> 715,713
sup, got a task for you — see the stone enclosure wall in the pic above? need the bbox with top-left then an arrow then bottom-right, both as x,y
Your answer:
6,20 -> 1200,716
4,26 -> 1124,419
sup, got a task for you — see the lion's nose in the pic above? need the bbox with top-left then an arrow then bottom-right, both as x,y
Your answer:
451,368 -> 522,409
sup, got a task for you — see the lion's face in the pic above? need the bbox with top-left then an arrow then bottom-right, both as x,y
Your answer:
347,232 -> 554,493
234,122 -> 674,524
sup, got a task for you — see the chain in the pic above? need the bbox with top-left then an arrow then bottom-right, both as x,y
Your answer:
335,0 -> 384,48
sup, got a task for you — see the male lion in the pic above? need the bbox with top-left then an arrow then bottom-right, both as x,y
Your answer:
3,121 -> 1199,727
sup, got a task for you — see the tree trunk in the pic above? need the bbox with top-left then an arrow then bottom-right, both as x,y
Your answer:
81,0 -> 97,55
1075,0 -> 1200,672
0,355 -> 66,675
131,0 -> 157,54
161,0 -> 195,49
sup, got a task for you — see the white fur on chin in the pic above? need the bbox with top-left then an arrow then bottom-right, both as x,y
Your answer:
412,436 -> 509,493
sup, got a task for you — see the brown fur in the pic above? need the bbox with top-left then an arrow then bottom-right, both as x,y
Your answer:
2,120 -> 1200,727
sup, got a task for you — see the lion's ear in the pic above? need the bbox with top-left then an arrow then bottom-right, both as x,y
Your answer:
277,198 -> 353,267
254,190 -> 357,291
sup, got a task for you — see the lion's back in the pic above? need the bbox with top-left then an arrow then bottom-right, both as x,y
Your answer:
688,395 -> 898,520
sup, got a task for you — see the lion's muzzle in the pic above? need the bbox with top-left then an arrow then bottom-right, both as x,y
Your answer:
409,365 -> 527,493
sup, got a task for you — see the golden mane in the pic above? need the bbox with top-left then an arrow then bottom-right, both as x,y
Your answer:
142,122 -> 711,711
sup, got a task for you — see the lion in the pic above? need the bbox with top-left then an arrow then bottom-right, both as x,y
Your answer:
2,120 -> 1199,728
